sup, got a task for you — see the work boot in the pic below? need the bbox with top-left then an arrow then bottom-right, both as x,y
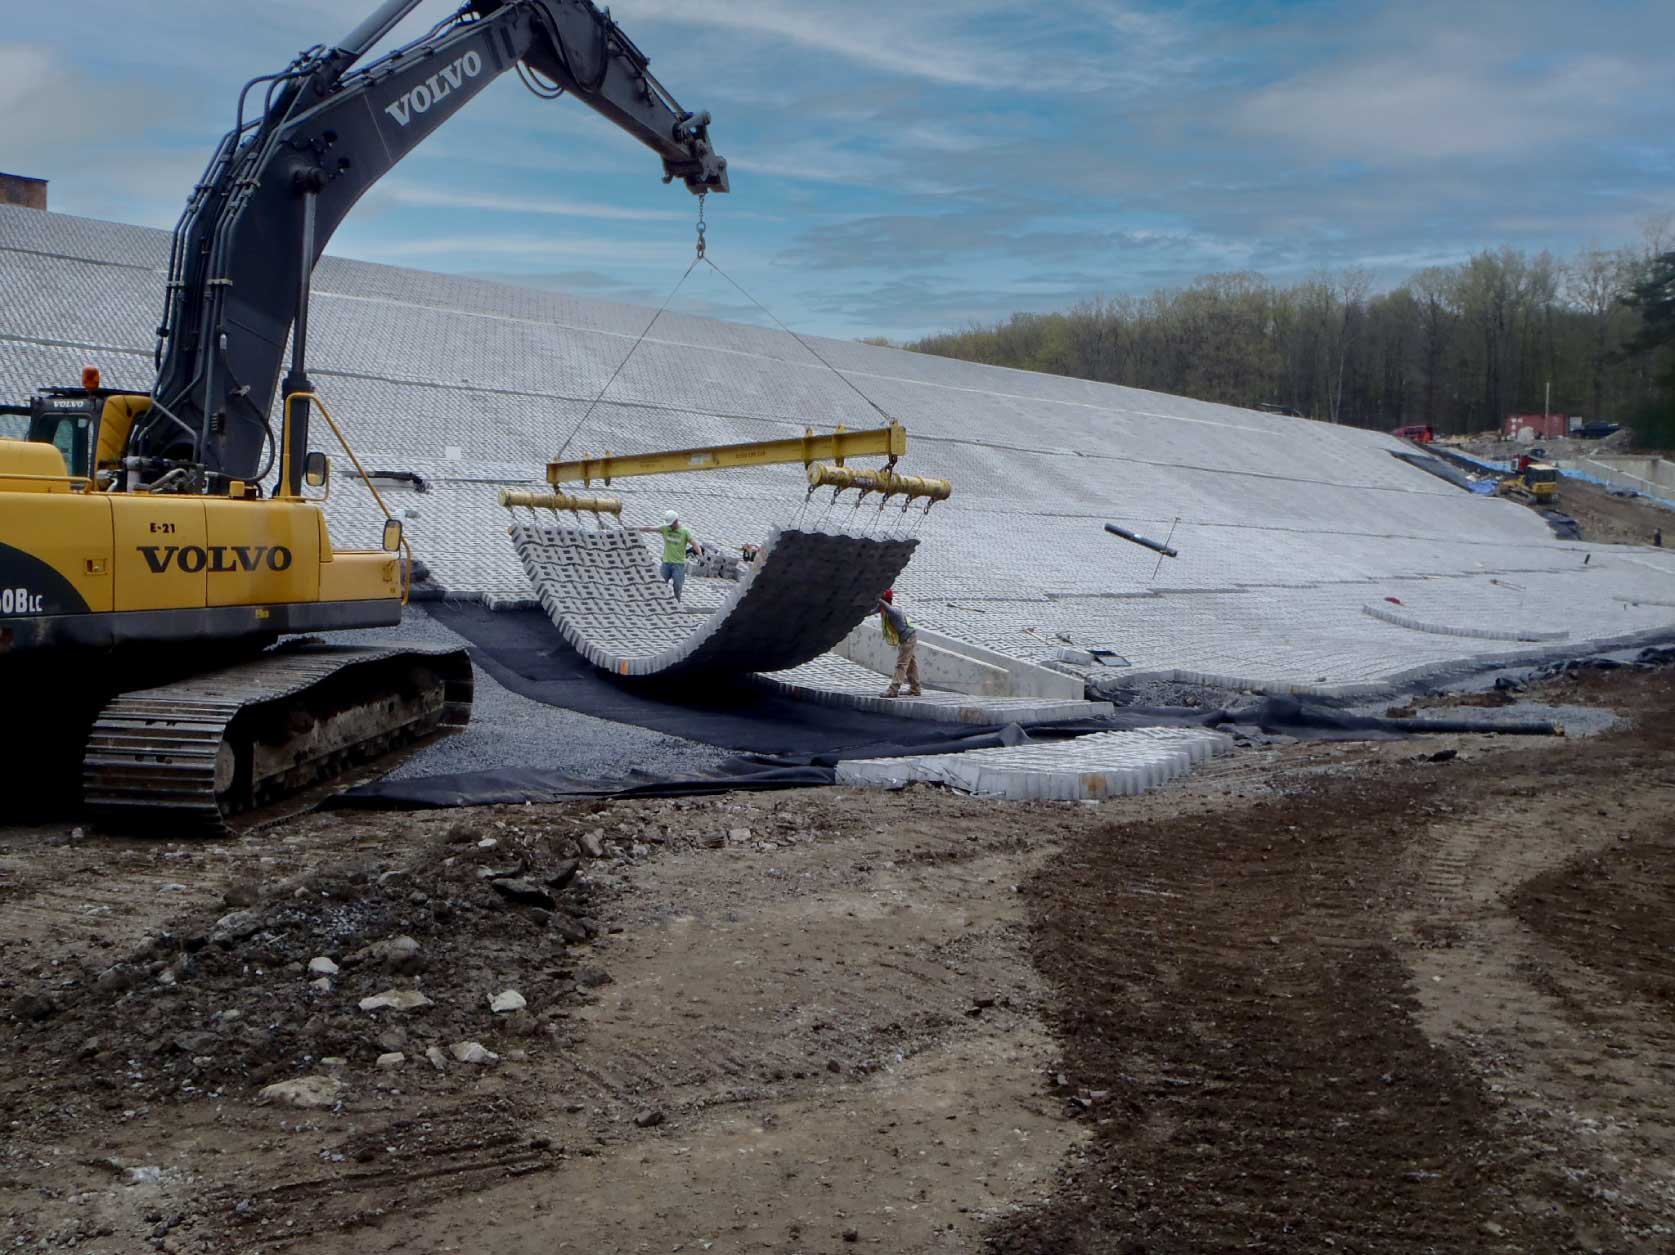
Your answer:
882,688 -> 899,698
908,688 -> 923,697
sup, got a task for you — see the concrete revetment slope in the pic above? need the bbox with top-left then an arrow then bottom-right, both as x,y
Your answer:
4,204 -> 1675,696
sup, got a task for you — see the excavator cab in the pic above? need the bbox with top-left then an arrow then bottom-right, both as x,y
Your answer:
17,368 -> 152,483
25,392 -> 101,478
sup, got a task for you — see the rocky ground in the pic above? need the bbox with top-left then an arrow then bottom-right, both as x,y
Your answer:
3,664 -> 1673,1253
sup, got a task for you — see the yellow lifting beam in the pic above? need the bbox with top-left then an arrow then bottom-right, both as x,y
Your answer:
547,422 -> 909,488
806,463 -> 952,504
499,487 -> 624,515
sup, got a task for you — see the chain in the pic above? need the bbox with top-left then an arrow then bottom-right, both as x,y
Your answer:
694,193 -> 707,260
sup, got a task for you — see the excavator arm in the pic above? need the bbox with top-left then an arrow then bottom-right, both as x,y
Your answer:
140,0 -> 726,491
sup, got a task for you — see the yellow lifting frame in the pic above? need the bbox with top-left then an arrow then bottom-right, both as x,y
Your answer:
547,421 -> 908,488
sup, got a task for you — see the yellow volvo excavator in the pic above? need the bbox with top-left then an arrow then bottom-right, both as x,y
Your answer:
0,0 -> 727,827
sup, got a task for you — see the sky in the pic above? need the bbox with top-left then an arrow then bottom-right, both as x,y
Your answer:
2,0 -> 1672,341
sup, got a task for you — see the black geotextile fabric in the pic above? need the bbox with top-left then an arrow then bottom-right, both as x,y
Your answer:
333,724 -> 1044,810
336,676 -> 1564,810
425,602 -> 1091,757
349,605 -> 1571,811
1390,449 -> 1480,492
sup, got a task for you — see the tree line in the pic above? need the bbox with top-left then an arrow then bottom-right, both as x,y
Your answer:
893,221 -> 1675,447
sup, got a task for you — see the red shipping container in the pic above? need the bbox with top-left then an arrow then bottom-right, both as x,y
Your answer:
1503,413 -> 1567,440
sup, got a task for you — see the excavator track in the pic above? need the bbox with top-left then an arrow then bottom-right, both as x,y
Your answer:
82,644 -> 472,832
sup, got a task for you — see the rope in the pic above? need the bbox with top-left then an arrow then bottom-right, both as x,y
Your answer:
1150,516 -> 1180,583
700,254 -> 896,426
553,256 -> 701,460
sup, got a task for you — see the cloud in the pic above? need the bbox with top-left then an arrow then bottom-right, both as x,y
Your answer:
624,0 -> 1031,89
774,207 -> 1256,276
625,0 -> 1196,95
727,144 -> 892,187
0,45 -> 53,113
1236,33 -> 1656,161
5,0 -> 1673,348
371,182 -> 686,222
362,235 -> 676,262
0,44 -> 173,158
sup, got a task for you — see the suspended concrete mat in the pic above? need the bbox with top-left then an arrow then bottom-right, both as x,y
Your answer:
510,523 -> 917,679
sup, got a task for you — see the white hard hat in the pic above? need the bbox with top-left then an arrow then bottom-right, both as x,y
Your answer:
663,509 -> 679,524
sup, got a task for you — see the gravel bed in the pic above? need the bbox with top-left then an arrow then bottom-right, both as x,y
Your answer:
1348,698 -> 1623,738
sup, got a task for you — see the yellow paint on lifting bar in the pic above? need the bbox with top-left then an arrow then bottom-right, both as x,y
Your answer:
498,488 -> 624,515
806,463 -> 953,503
546,422 -> 909,487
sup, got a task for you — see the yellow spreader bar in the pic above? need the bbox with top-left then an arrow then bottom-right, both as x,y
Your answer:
547,422 -> 908,488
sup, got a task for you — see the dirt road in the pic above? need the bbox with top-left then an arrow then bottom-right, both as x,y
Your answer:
3,665 -> 1673,1253
995,665 -> 1675,1253
1553,476 -> 1672,547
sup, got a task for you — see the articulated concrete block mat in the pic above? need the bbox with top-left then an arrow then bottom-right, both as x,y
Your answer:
836,727 -> 1234,801
511,523 -> 916,679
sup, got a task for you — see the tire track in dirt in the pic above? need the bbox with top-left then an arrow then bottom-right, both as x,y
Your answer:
1392,721 -> 1675,1250
996,666 -> 1675,1254
993,779 -> 1523,1254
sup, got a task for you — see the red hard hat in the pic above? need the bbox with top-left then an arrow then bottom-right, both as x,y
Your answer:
881,588 -> 894,602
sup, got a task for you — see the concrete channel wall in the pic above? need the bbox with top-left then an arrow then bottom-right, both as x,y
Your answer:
1574,455 -> 1675,501
834,618 -> 1088,699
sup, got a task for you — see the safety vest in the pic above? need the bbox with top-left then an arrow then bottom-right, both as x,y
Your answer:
881,606 -> 910,645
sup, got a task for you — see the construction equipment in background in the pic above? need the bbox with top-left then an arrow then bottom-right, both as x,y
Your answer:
1497,454 -> 1561,503
0,0 -> 726,827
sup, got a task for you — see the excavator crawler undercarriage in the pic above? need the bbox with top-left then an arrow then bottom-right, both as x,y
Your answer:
81,644 -> 472,832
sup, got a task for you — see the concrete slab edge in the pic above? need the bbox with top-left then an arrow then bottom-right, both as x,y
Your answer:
1119,623 -> 1675,702
755,673 -> 1114,725
1361,601 -> 1571,643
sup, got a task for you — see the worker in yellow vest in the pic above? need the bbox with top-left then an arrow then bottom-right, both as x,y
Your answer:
635,509 -> 704,601
877,588 -> 922,698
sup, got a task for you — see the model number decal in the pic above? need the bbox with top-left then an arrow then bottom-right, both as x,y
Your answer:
1,587 -> 45,614
137,545 -> 294,574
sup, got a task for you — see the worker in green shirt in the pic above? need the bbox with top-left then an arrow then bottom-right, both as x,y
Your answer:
636,509 -> 704,601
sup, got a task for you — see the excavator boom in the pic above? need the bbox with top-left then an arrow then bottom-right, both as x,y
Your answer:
145,0 -> 727,487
